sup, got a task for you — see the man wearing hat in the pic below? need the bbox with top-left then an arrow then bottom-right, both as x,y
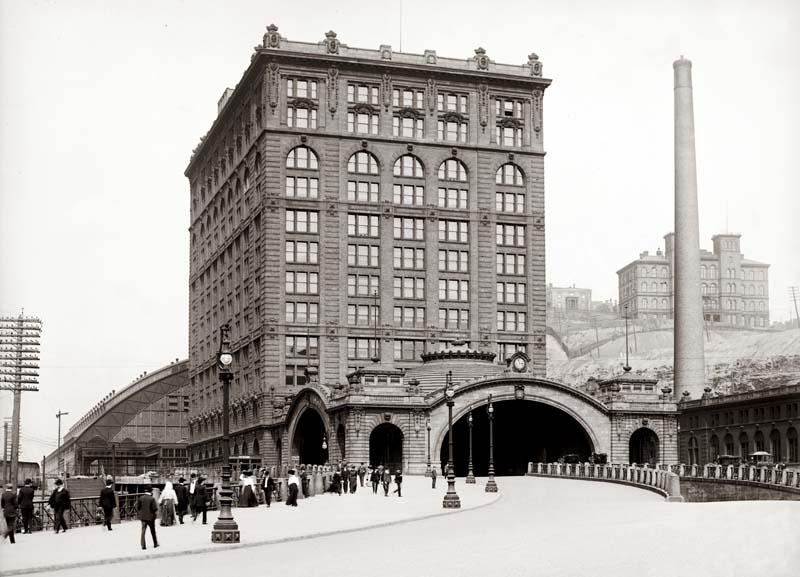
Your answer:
18,479 -> 35,534
2,483 -> 18,543
174,477 -> 189,524
393,469 -> 403,497
48,479 -> 70,533
192,476 -> 208,524
99,478 -> 116,531
136,485 -> 159,550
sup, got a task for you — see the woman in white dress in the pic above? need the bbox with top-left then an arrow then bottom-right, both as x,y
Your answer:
158,481 -> 178,526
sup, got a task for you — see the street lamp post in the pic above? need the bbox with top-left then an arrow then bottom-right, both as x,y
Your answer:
442,371 -> 461,508
466,407 -> 476,483
485,394 -> 498,492
425,417 -> 432,477
211,324 -> 240,543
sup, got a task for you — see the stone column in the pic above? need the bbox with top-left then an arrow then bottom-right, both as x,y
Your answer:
673,57 -> 706,400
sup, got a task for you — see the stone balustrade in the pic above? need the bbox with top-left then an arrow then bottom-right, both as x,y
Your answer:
657,463 -> 800,489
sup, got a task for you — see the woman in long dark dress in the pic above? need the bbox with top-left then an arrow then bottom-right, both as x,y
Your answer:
239,471 -> 258,507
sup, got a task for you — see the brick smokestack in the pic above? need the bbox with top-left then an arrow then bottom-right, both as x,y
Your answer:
673,57 -> 705,399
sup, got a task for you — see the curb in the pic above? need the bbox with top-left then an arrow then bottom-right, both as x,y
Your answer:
1,491 -> 502,576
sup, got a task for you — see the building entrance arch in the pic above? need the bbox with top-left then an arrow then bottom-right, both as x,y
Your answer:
629,427 -> 659,465
290,409 -> 328,465
369,423 -> 404,472
439,399 -> 594,476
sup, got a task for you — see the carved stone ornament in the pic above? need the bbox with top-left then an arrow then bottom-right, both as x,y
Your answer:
427,207 -> 438,222
300,134 -> 308,143
424,49 -> 437,65
382,73 -> 392,109
480,213 -> 491,226
427,78 -> 436,112
361,140 -> 369,148
267,62 -> 280,111
383,328 -> 393,342
327,321 -> 337,340
324,30 -> 340,54
478,82 -> 489,129
528,53 -> 543,77
267,197 -> 279,212
397,107 -> 423,120
327,66 -> 339,116
380,45 -> 392,60
263,24 -> 280,49
451,148 -> 458,156
327,202 -> 337,216
474,47 -> 490,71
382,201 -> 393,219
290,97 -> 317,110
440,111 -> 466,123
352,102 -> 377,115
498,117 -> 523,129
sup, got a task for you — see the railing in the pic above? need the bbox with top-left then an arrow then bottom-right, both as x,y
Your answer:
659,463 -> 800,489
14,493 -> 146,533
527,462 -> 682,501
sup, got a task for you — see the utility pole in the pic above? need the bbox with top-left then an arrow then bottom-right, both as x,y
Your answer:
0,313 -> 42,487
3,421 -> 8,484
56,410 -> 69,473
790,287 -> 800,330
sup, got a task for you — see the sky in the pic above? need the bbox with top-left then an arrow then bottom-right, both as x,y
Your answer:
1,0 -> 798,461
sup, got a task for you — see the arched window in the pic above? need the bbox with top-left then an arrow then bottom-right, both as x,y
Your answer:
739,432 -> 749,458
651,282 -> 657,292
347,151 -> 380,203
641,282 -> 647,292
701,265 -> 707,279
724,433 -> 734,455
495,163 -> 525,214
709,434 -> 719,461
661,298 -> 668,309
255,152 -> 262,175
240,440 -> 248,456
788,428 -> 798,462
711,283 -> 717,293
753,430 -> 765,452
709,265 -> 716,279
660,268 -> 667,278
286,146 -> 319,199
393,154 -> 424,178
661,282 -> 668,292
393,155 -> 425,206
244,167 -> 251,190
438,159 -> 468,209
252,437 -> 260,456
688,437 -> 699,466
495,163 -> 524,186
770,429 -> 782,462
701,283 -> 707,295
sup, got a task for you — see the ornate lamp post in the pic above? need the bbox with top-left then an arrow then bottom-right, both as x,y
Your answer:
442,370 -> 461,508
466,406 -> 476,483
322,434 -> 328,463
211,324 -> 240,543
485,394 -> 498,492
425,417 -> 432,477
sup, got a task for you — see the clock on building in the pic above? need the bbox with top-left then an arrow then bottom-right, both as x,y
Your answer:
507,352 -> 530,373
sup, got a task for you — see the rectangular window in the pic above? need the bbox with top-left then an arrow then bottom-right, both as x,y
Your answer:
393,184 -> 424,206
393,217 -> 425,240
496,125 -> 523,147
495,98 -> 523,119
286,210 -> 319,234
438,250 -> 469,272
285,302 -> 319,324
438,308 -> 470,329
496,311 -> 526,332
495,192 -> 525,213
438,93 -> 468,114
393,88 -> 425,109
288,79 -> 318,100
498,342 -> 527,362
348,84 -> 380,105
497,253 -> 526,275
393,247 -> 425,270
438,220 -> 469,243
496,282 -> 527,304
286,335 -> 319,357
393,276 -> 425,299
347,181 -> 379,203
393,116 -> 424,138
347,245 -> 380,267
286,176 -> 319,199
347,112 -> 380,135
437,187 -> 468,209
347,214 -> 379,237
496,224 -> 525,246
285,240 -> 319,264
393,306 -> 425,328
437,120 -> 468,143
285,271 -> 319,294
438,279 -> 469,302
393,339 -> 426,361
347,274 -> 380,297
347,304 -> 379,326
347,338 -> 378,359
287,107 -> 318,129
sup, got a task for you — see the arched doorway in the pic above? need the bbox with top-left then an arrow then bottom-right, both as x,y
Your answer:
629,428 -> 659,465
336,424 -> 346,461
291,409 -> 328,465
688,437 -> 699,465
369,423 -> 404,471
440,400 -> 594,476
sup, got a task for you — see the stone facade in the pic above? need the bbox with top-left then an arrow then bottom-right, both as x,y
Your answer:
617,232 -> 769,326
546,284 -> 592,312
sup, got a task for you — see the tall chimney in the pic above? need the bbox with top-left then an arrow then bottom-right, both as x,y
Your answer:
673,57 -> 705,399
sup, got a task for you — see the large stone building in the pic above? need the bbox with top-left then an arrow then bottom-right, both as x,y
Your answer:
617,232 -> 769,325
184,28 -> 682,475
546,284 -> 592,312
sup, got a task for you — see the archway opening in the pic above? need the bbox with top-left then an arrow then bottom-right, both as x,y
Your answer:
629,428 -> 660,465
369,423 -> 404,472
336,424 -> 346,461
291,409 -> 328,465
440,399 -> 593,476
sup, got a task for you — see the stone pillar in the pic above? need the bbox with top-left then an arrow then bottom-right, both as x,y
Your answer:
673,57 -> 706,400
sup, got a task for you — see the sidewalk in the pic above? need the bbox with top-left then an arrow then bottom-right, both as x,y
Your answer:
0,476 -> 499,576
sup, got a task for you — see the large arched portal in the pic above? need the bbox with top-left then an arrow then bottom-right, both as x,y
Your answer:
629,427 -> 659,465
369,423 -> 404,471
440,400 -> 593,476
291,409 -> 328,465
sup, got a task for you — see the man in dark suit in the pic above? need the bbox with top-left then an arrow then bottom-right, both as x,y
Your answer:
192,477 -> 208,524
99,479 -> 116,531
2,483 -> 18,543
262,469 -> 275,507
17,479 -> 35,534
174,478 -> 189,524
187,473 -> 198,520
136,485 -> 159,550
48,479 -> 70,533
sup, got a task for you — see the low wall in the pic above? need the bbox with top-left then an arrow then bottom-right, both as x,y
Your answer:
680,478 -> 800,502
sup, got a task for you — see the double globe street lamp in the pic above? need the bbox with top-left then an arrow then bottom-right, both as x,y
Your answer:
485,394 -> 498,492
442,370 -> 461,508
466,406 -> 476,483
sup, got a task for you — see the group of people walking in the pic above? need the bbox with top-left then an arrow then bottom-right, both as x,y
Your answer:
325,463 -> 403,497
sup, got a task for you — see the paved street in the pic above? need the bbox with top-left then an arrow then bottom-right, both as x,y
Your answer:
2,476 -> 798,577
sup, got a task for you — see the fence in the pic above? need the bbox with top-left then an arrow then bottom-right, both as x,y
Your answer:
13,492 -> 146,533
664,463 -> 800,489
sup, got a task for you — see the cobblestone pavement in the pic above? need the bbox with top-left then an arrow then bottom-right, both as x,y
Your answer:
2,476 -> 798,577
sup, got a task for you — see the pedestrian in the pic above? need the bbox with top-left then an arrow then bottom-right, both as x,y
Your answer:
240,471 -> 257,507
17,479 -> 35,534
99,478 -> 116,531
393,470 -> 403,497
188,473 -> 198,520
349,465 -> 358,494
381,467 -> 392,497
370,467 -> 380,494
174,478 -> 188,524
358,463 -> 366,487
285,470 -> 299,507
158,481 -> 177,526
431,467 -> 437,489
262,469 -> 275,507
300,466 -> 309,498
136,485 -> 159,550
192,477 -> 208,524
331,468 -> 342,496
48,479 -> 70,533
342,464 -> 350,494
2,483 -> 18,544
